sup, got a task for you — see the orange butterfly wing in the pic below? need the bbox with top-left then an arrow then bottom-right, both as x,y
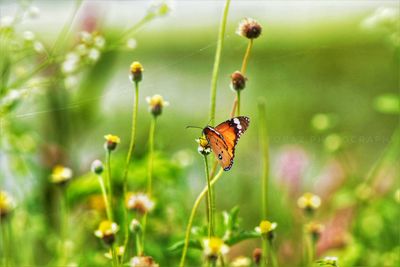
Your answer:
203,116 -> 250,171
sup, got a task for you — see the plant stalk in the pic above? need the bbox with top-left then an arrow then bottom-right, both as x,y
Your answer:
179,168 -> 224,267
209,0 -> 231,126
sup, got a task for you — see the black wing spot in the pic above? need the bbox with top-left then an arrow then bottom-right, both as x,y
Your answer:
218,154 -> 222,160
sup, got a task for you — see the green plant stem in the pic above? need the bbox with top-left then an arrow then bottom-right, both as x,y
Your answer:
97,174 -> 112,220
258,100 -> 270,220
241,39 -> 253,75
106,150 -> 114,221
236,91 -> 241,116
122,81 -> 140,255
179,168 -> 224,267
147,116 -> 157,196
261,237 -> 268,267
209,0 -> 231,126
307,235 -> 315,267
203,155 -> 214,237
135,231 -> 143,256
0,218 -> 11,267
269,241 -> 279,267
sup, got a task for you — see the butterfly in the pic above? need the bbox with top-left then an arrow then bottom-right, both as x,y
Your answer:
203,116 -> 250,171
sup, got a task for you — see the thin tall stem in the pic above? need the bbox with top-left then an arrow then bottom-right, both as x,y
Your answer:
209,0 -> 231,126
258,100 -> 270,219
122,81 -> 139,253
236,91 -> 241,116
204,155 -> 214,237
179,168 -> 224,267
241,40 -> 253,75
147,117 -> 157,196
105,151 -> 114,221
97,174 -> 112,220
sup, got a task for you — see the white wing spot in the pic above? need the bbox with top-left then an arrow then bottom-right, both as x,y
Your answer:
233,118 -> 240,124
237,124 -> 242,130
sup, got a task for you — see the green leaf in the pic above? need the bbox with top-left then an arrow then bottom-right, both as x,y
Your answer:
225,230 -> 260,246
168,239 -> 202,253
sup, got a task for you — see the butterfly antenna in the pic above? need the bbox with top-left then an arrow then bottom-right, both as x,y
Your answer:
186,125 -> 203,130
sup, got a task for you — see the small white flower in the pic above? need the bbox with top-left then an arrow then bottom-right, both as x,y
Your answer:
33,41 -> 45,53
126,193 -> 155,214
75,44 -> 88,56
203,237 -> 229,258
0,16 -> 14,29
62,52 -> 80,74
88,48 -> 100,62
94,35 -> 105,49
23,31 -> 35,41
27,6 -> 40,19
126,38 -> 137,49
80,31 -> 92,44
64,75 -> 78,89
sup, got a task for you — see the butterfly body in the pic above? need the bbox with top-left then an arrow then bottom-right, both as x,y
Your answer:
203,116 -> 250,171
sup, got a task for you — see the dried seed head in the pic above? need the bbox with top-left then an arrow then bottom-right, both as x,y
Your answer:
130,256 -> 159,267
126,192 -> 155,214
130,61 -> 144,83
230,71 -> 247,91
305,221 -> 324,241
237,18 -> 262,39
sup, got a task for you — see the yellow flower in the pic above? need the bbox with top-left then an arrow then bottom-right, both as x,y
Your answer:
146,94 -> 169,117
0,191 -> 15,218
237,18 -> 262,39
305,221 -> 324,241
297,192 -> 321,213
104,134 -> 120,151
130,61 -> 144,83
130,256 -> 159,267
196,135 -> 211,155
94,220 -> 119,245
203,237 -> 229,260
50,165 -> 73,184
256,220 -> 278,235
126,192 -> 155,214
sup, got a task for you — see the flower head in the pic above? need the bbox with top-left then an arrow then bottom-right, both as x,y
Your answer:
203,237 -> 229,261
94,220 -> 119,245
196,135 -> 211,155
297,192 -> 321,214
316,256 -> 338,267
104,134 -> 120,151
129,219 -> 142,234
237,18 -> 262,39
305,221 -> 324,241
255,220 -> 278,241
130,61 -> 144,83
50,165 -> 73,185
146,94 -> 169,117
104,246 -> 124,260
91,159 -> 104,175
0,191 -> 16,218
230,71 -> 247,91
130,256 -> 159,267
126,193 -> 155,214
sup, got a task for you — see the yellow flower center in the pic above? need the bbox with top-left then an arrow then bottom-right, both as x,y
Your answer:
130,61 -> 144,73
104,134 -> 120,144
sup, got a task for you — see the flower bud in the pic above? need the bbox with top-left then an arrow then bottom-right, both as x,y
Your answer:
91,159 -> 104,175
237,18 -> 262,39
252,248 -> 262,266
104,134 -> 120,151
146,94 -> 169,117
129,219 -> 142,234
130,61 -> 144,83
230,71 -> 247,91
